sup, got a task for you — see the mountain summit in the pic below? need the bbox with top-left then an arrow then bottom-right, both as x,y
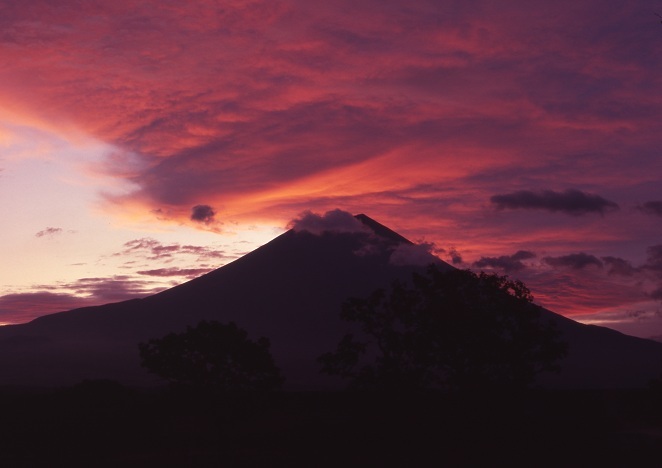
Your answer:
0,213 -> 661,389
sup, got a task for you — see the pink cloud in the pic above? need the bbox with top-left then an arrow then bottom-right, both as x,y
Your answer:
1,1 -> 655,225
1,1 -> 661,332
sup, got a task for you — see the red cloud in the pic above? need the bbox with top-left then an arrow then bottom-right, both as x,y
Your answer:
2,1 -> 660,334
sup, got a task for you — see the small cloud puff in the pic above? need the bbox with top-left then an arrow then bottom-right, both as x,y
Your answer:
288,209 -> 368,235
191,205 -> 216,223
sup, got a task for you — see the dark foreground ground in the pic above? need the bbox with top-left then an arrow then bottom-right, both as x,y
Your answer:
2,382 -> 662,467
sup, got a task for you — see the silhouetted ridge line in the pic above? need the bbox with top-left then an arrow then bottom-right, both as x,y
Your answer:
1,212 -> 662,390
354,214 -> 412,245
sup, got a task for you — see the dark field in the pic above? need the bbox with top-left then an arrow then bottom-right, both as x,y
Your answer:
2,382 -> 662,467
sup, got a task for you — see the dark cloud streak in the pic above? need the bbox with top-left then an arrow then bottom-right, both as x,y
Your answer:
639,201 -> 662,217
602,256 -> 636,277
490,189 -> 619,216
35,227 -> 63,238
136,267 -> 212,279
474,250 -> 536,272
543,253 -> 604,270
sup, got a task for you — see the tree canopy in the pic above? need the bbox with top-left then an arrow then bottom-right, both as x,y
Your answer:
319,266 -> 567,391
139,320 -> 283,392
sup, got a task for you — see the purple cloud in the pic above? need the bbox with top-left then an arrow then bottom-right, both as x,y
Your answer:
602,256 -> 636,277
118,238 -> 226,261
191,204 -> 216,223
543,253 -> 604,270
490,189 -> 619,216
0,292 -> 92,324
474,250 -> 536,273
639,201 -> 662,217
447,247 -> 463,265
69,276 -> 162,303
136,267 -> 213,279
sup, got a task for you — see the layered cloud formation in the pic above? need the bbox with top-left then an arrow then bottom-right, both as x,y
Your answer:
1,1 -> 659,226
0,1 -> 661,335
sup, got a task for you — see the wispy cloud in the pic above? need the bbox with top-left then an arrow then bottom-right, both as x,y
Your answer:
35,227 -> 63,238
136,267 -> 212,279
66,276 -> 161,303
518,244 -> 662,321
117,238 -> 227,261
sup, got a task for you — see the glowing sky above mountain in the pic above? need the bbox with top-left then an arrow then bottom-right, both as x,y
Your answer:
1,0 -> 661,337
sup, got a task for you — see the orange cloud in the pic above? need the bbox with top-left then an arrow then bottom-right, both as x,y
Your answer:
1,0 -> 661,331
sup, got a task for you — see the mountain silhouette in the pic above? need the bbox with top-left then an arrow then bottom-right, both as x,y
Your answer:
0,214 -> 661,389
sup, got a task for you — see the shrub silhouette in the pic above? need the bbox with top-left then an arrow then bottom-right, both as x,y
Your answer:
139,321 -> 283,392
319,266 -> 567,391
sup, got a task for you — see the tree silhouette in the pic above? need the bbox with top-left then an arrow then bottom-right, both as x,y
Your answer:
139,321 -> 283,392
319,266 -> 567,391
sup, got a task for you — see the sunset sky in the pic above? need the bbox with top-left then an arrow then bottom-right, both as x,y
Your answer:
1,1 -> 660,337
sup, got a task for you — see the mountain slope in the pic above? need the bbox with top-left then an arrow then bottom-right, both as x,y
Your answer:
0,216 -> 443,388
0,214 -> 661,390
